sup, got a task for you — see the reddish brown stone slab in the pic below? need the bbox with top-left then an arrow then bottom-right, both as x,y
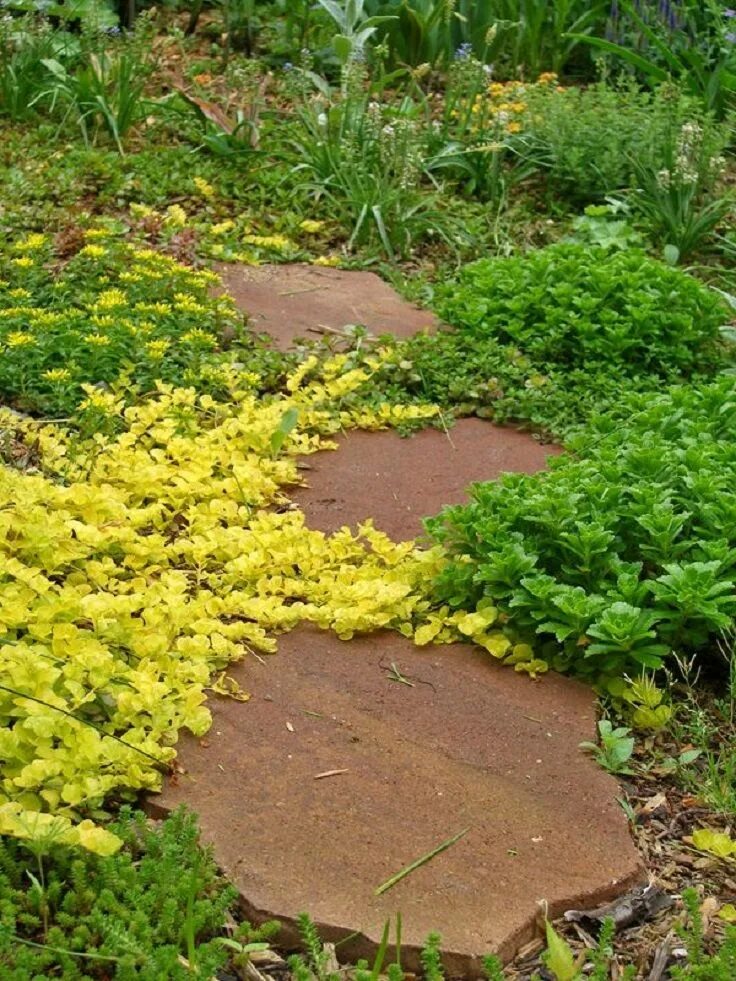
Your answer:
216,263 -> 437,350
150,629 -> 643,974
293,418 -> 561,541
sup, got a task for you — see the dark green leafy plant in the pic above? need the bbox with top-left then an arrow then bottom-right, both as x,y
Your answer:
432,244 -> 728,377
359,243 -> 729,438
0,14 -> 67,121
39,22 -> 155,154
366,0 -> 609,76
0,807 -> 234,978
572,0 -> 736,117
427,379 -> 736,678
630,115 -> 731,261
286,63 -> 466,258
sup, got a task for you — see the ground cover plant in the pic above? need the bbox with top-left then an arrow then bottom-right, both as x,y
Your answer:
364,242 -> 732,437
0,807 -> 236,978
426,379 -> 736,679
0,231 -> 284,417
0,0 -> 736,977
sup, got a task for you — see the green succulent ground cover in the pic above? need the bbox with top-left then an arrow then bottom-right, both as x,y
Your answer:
370,244 -> 732,437
0,233 -> 287,419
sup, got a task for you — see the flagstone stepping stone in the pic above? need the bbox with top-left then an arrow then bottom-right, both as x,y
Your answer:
150,628 -> 644,975
216,262 -> 437,349
293,417 -> 561,541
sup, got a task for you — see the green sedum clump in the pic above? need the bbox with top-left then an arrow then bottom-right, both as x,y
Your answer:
433,245 -> 727,378
0,232 -> 285,419
0,807 -> 235,979
368,244 -> 730,438
426,378 -> 736,679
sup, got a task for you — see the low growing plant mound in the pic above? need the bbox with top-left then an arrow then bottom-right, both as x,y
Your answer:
0,232 -> 284,417
434,244 -> 728,378
426,378 -> 736,679
368,244 -> 730,437
0,807 -> 234,979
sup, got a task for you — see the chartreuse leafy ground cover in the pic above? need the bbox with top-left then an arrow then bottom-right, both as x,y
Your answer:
1,0 -> 736,977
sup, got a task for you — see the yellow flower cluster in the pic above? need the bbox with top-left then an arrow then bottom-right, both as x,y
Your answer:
242,233 -> 295,252
455,72 -> 560,136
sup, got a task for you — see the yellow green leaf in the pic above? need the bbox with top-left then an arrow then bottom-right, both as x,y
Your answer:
691,828 -> 736,859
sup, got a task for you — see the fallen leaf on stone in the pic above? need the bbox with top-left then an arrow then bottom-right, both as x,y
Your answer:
719,903 -> 736,923
564,882 -> 673,930
286,721 -> 295,733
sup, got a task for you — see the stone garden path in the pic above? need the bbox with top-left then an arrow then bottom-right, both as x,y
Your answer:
150,266 -> 643,974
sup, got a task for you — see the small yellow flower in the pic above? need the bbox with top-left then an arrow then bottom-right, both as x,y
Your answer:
91,315 -> 115,328
130,203 -> 156,220
242,233 -> 293,251
182,328 -> 216,346
193,177 -> 215,199
312,256 -> 341,267
165,204 -> 188,228
6,331 -> 35,347
174,293 -> 206,314
11,257 -> 34,269
506,121 -> 522,134
299,219 -> 325,234
43,368 -> 71,383
135,302 -> 171,316
210,220 -> 235,236
146,339 -> 170,359
79,244 -> 106,259
13,234 -> 46,252
93,289 -> 127,311
78,385 -> 123,414
7,288 -> 30,300
84,334 -> 111,347
83,228 -> 112,241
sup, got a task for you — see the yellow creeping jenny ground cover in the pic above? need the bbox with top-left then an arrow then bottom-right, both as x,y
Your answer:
0,298 -> 542,857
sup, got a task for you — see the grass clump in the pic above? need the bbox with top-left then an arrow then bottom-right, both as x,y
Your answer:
520,82 -> 728,204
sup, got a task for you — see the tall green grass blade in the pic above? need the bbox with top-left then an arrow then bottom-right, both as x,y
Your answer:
374,828 -> 469,896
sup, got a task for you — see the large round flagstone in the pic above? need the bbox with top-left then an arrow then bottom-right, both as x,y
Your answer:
293,417 -> 561,540
216,262 -> 437,350
149,628 -> 643,975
